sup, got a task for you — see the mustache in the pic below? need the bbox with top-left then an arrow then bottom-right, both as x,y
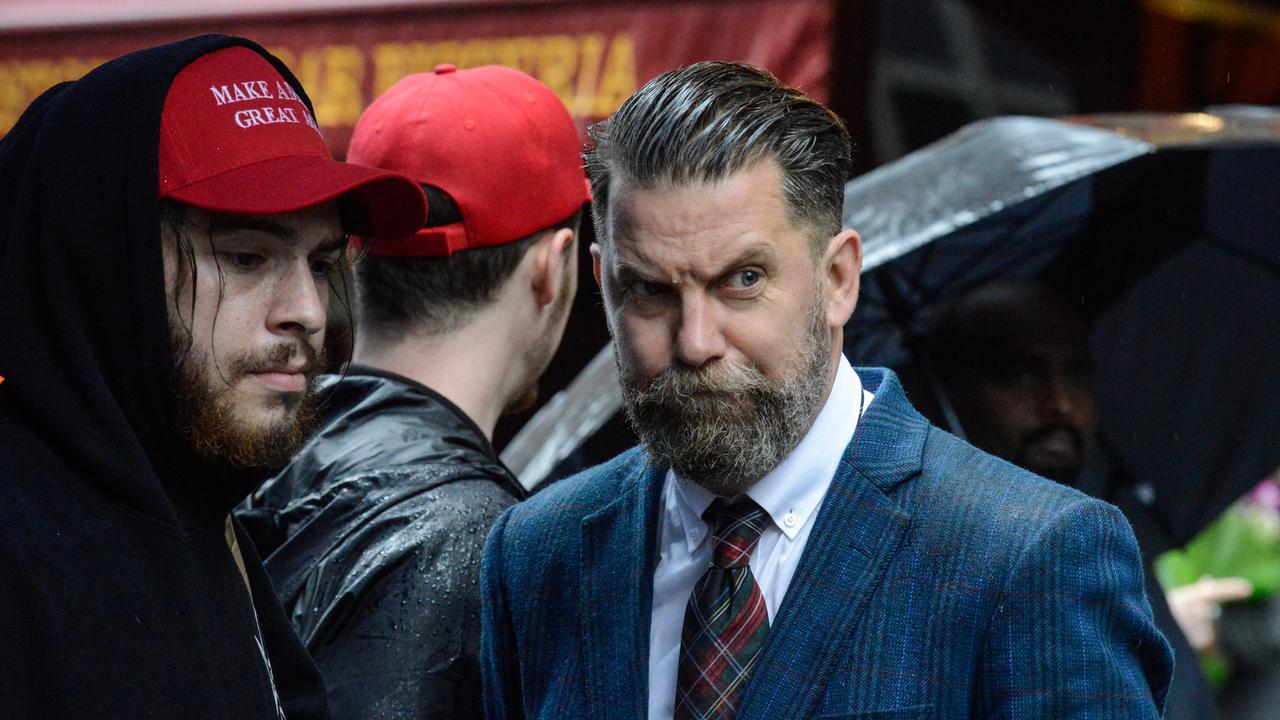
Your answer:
226,341 -> 320,378
1021,423 -> 1083,451
630,361 -> 770,403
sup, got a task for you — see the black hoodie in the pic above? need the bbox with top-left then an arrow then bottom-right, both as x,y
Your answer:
0,35 -> 328,718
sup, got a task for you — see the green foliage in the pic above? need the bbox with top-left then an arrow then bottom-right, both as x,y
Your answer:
1156,502 -> 1280,687
1156,505 -> 1280,599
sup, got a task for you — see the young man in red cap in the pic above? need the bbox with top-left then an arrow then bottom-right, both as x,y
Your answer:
238,63 -> 589,719
0,36 -> 425,718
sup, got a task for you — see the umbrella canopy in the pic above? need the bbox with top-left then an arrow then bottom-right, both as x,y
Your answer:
842,111 -> 1280,546
843,116 -> 1147,368
843,112 -> 1280,366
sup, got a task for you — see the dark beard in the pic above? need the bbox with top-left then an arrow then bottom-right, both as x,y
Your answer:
1015,424 -> 1087,485
172,333 -> 323,471
617,299 -> 831,496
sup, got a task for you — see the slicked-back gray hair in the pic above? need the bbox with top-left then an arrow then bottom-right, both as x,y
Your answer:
584,61 -> 851,253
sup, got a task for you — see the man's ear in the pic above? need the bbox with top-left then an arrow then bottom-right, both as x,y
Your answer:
822,228 -> 862,328
531,227 -> 576,307
590,242 -> 604,290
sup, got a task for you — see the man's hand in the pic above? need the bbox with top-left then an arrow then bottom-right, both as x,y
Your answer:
1166,576 -> 1254,650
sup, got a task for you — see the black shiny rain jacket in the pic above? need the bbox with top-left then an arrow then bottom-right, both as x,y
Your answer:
239,367 -> 523,719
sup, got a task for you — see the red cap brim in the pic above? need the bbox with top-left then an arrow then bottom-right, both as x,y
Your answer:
164,155 -> 426,240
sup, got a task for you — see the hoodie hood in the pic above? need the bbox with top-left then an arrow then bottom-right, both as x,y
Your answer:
0,35 -> 319,531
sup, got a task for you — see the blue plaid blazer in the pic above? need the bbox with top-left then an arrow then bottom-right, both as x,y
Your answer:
481,368 -> 1173,719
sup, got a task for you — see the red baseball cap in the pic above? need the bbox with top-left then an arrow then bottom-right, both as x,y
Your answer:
347,63 -> 591,257
158,46 -> 426,239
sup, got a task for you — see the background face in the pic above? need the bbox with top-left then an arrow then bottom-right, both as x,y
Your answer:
951,308 -> 1097,484
595,160 -> 828,392
164,202 -> 344,437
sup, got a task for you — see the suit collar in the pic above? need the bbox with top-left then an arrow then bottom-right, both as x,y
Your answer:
845,367 -> 930,493
580,452 -> 665,720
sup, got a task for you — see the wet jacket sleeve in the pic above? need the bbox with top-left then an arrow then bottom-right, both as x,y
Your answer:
978,499 -> 1174,718
309,478 -> 514,720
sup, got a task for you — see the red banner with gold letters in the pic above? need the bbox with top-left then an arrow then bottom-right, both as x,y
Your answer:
0,0 -> 833,157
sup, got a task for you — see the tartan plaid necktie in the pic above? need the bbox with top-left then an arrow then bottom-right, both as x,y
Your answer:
675,497 -> 771,720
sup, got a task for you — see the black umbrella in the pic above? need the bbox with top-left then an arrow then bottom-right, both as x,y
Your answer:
841,112 -> 1280,547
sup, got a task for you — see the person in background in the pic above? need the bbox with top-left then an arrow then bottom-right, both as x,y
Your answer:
480,61 -> 1172,720
239,64 -> 589,719
924,279 -> 1252,720
923,281 -> 1096,485
0,36 -> 425,718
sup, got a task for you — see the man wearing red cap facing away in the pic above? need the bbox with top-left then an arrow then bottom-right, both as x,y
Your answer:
238,63 -> 589,719
0,36 -> 425,718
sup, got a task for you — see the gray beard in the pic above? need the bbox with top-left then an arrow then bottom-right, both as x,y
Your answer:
616,300 -> 831,496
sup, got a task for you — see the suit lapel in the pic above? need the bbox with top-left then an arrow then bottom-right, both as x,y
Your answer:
580,455 -> 665,720
739,368 -> 928,720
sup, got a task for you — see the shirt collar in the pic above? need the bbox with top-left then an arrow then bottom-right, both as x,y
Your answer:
671,471 -> 716,553
668,356 -> 864,550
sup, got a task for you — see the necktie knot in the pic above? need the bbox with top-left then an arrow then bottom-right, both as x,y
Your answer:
704,497 -> 769,569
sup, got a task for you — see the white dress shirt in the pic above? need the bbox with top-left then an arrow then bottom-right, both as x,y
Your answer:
647,356 -> 873,720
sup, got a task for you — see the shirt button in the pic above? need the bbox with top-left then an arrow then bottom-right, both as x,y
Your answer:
783,512 -> 798,528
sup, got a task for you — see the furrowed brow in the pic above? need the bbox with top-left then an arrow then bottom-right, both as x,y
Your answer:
614,263 -> 661,285
720,244 -> 777,273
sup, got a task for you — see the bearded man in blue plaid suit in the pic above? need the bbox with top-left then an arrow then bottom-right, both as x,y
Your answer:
480,62 -> 1174,720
